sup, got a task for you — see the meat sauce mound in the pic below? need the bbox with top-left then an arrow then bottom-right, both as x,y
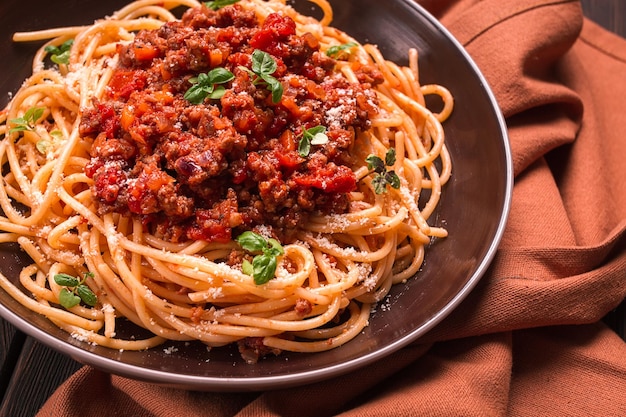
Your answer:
80,4 -> 382,243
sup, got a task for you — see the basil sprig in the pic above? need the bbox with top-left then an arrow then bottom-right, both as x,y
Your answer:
240,49 -> 283,103
298,125 -> 328,157
236,231 -> 284,285
184,67 -> 234,104
326,42 -> 357,59
8,106 -> 45,135
44,39 -> 74,65
365,148 -> 401,194
54,272 -> 98,309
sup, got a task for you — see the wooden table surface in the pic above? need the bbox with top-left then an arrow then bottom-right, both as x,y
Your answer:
1,1 -> 625,416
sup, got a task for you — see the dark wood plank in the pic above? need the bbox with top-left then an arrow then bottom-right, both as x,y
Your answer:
0,318 -> 26,400
580,0 -> 626,38
0,337 -> 82,417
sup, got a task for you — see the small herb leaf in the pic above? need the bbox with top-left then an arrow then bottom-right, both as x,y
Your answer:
54,273 -> 80,287
9,107 -> 45,134
298,125 -> 328,157
365,148 -> 401,194
36,140 -> 50,154
184,67 -> 234,104
76,284 -> 98,307
208,67 -> 236,84
385,148 -> 397,167
209,85 -> 227,100
252,49 -> 277,75
326,42 -> 357,59
44,39 -> 74,65
266,238 -> 284,256
298,137 -> 311,158
252,253 -> 277,285
236,231 -> 270,252
54,272 -> 98,309
246,50 -> 283,103
236,231 -> 284,285
371,175 -> 388,194
385,171 -> 401,189
264,75 -> 283,103
365,154 -> 385,173
242,259 -> 254,275
59,288 -> 81,309
204,0 -> 240,10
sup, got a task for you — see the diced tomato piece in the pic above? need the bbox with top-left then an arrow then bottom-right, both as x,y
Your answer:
133,44 -> 159,61
107,69 -> 147,100
249,13 -> 296,56
293,164 -> 356,193
276,149 -> 304,170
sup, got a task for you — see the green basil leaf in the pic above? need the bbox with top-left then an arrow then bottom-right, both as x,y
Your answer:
45,39 -> 73,65
262,75 -> 283,103
237,232 -> 283,284
184,68 -> 233,103
265,248 -> 283,258
204,0 -> 240,11
9,117 -> 27,126
50,130 -> 63,140
184,84 -> 209,104
267,238 -> 284,255
386,171 -> 401,189
371,174 -> 388,194
76,284 -> 98,307
58,288 -> 81,309
8,124 -> 29,134
242,259 -> 254,276
44,45 -> 61,55
385,148 -> 397,167
365,154 -> 385,173
51,51 -> 71,65
326,42 -> 357,58
251,49 -> 277,75
299,126 -> 329,157
54,273 -> 80,287
364,148 -> 401,194
207,67 -> 234,84
236,231 -> 268,252
9,107 -> 46,134
36,140 -> 50,154
196,72 -> 210,85
298,135 -> 311,157
252,253 -> 277,285
209,85 -> 227,100
310,132 -> 328,146
25,107 -> 45,124
304,125 -> 325,138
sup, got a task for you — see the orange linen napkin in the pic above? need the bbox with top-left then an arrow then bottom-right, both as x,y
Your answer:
36,0 -> 626,416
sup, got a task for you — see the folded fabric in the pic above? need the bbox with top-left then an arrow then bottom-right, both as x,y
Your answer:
36,0 -> 626,416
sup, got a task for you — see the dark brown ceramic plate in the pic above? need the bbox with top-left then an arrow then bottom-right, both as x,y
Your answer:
0,0 -> 512,391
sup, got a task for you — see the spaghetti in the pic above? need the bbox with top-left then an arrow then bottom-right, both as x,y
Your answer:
0,0 -> 452,362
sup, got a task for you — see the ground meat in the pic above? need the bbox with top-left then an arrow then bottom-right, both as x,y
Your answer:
295,298 -> 313,316
80,4 -> 380,244
237,337 -> 282,364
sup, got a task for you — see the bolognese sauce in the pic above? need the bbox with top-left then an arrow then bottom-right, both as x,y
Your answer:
80,4 -> 382,244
